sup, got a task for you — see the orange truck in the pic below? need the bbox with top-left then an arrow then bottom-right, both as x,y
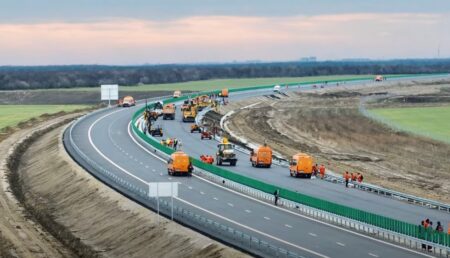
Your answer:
250,144 -> 273,168
167,151 -> 193,176
162,104 -> 176,120
219,88 -> 229,97
289,153 -> 314,178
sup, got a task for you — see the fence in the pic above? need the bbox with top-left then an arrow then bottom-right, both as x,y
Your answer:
132,76 -> 450,250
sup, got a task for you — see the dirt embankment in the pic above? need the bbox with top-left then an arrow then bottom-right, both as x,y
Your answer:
10,124 -> 247,257
225,80 -> 450,203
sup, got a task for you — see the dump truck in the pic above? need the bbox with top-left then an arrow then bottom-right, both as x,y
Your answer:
216,138 -> 237,166
173,90 -> 181,98
118,96 -> 136,107
167,151 -> 193,176
219,88 -> 229,98
162,104 -> 176,120
289,153 -> 314,178
182,105 -> 197,122
250,144 -> 273,168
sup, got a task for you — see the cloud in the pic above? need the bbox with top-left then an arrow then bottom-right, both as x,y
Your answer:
0,13 -> 448,65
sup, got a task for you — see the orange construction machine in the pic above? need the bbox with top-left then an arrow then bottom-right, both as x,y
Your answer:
200,155 -> 214,164
162,104 -> 176,120
289,153 -> 314,178
219,88 -> 229,98
167,151 -> 193,176
250,144 -> 273,168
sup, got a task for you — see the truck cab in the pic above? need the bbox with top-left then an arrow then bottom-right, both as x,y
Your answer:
289,153 -> 313,178
250,144 -> 273,168
216,138 -> 237,166
167,151 -> 193,176
173,90 -> 181,98
162,104 -> 176,120
273,85 -> 281,93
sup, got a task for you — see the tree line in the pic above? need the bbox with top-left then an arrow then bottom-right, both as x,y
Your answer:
1,59 -> 449,90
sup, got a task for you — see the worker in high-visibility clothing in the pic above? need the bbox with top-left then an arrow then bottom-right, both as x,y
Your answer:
343,171 -> 350,188
319,164 -> 326,179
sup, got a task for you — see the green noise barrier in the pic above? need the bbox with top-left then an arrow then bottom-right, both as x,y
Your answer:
131,75 -> 450,248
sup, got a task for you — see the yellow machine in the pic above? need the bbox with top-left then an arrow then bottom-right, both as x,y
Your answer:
219,88 -> 229,97
216,138 -> 237,166
182,105 -> 197,122
289,153 -> 314,178
162,104 -> 176,120
167,151 -> 193,176
250,144 -> 273,168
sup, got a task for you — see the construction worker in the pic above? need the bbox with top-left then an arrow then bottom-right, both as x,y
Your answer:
343,171 -> 350,188
357,173 -> 364,183
274,189 -> 280,206
436,221 -> 443,232
173,138 -> 178,150
448,223 -> 450,235
166,138 -> 171,147
312,164 -> 318,177
351,173 -> 357,182
319,164 -> 325,179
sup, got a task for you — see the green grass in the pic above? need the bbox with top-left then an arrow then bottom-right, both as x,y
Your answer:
0,105 -> 91,129
370,106 -> 450,142
38,75 -> 385,92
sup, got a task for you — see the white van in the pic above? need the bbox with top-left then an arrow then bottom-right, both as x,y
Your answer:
273,85 -> 281,92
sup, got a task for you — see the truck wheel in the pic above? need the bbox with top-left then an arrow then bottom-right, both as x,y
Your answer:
251,162 -> 254,167
267,164 -> 271,168
231,161 -> 236,166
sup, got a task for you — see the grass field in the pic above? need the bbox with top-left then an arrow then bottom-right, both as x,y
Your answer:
370,106 -> 450,142
0,105 -> 90,129
44,75 -> 379,92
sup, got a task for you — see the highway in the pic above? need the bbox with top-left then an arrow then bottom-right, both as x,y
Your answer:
158,86 -> 450,228
64,77 -> 448,257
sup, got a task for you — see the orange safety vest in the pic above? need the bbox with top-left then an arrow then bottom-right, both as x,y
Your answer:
319,166 -> 325,174
343,173 -> 350,180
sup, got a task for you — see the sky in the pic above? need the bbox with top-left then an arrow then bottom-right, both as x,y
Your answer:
1,0 -> 450,65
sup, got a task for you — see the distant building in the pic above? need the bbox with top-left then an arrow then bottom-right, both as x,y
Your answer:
299,56 -> 317,62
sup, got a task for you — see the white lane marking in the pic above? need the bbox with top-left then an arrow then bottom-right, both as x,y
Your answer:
145,165 -> 149,168
168,177 -> 172,180
87,110 -> 147,184
368,253 -> 379,258
188,186 -> 193,190
130,155 -> 133,159
159,173 -> 163,176
245,209 -> 251,213
264,216 -> 270,220
308,233 -> 317,237
175,197 -> 329,258
336,242 -> 345,247
213,197 -> 218,200
227,203 -> 234,207
200,191 -> 205,195
140,162 -> 143,165
126,120 -> 434,258
285,224 -> 292,228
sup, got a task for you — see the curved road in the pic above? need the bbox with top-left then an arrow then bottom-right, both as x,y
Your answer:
65,76 -> 448,258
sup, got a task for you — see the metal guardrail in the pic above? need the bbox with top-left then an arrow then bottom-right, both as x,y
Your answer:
66,115 -> 304,258
132,120 -> 450,257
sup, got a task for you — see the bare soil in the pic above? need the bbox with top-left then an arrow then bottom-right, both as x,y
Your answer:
225,79 -> 450,203
12,124 -> 247,257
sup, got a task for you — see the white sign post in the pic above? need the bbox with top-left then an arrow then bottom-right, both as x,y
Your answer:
101,84 -> 119,107
148,182 -> 179,221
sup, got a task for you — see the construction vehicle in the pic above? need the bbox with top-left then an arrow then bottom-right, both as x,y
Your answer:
273,85 -> 281,93
181,100 -> 190,111
167,151 -> 193,176
196,95 -> 210,111
190,124 -> 202,133
201,130 -> 213,140
149,125 -> 163,137
153,101 -> 164,116
182,105 -> 197,122
162,104 -> 176,120
216,138 -> 237,166
143,109 -> 159,121
289,153 -> 314,178
173,90 -> 181,98
200,155 -> 214,164
219,88 -> 229,98
375,75 -> 384,82
118,96 -> 136,107
250,144 -> 273,168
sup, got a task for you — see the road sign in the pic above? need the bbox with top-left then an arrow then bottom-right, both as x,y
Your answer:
101,84 -> 119,106
148,182 -> 179,221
